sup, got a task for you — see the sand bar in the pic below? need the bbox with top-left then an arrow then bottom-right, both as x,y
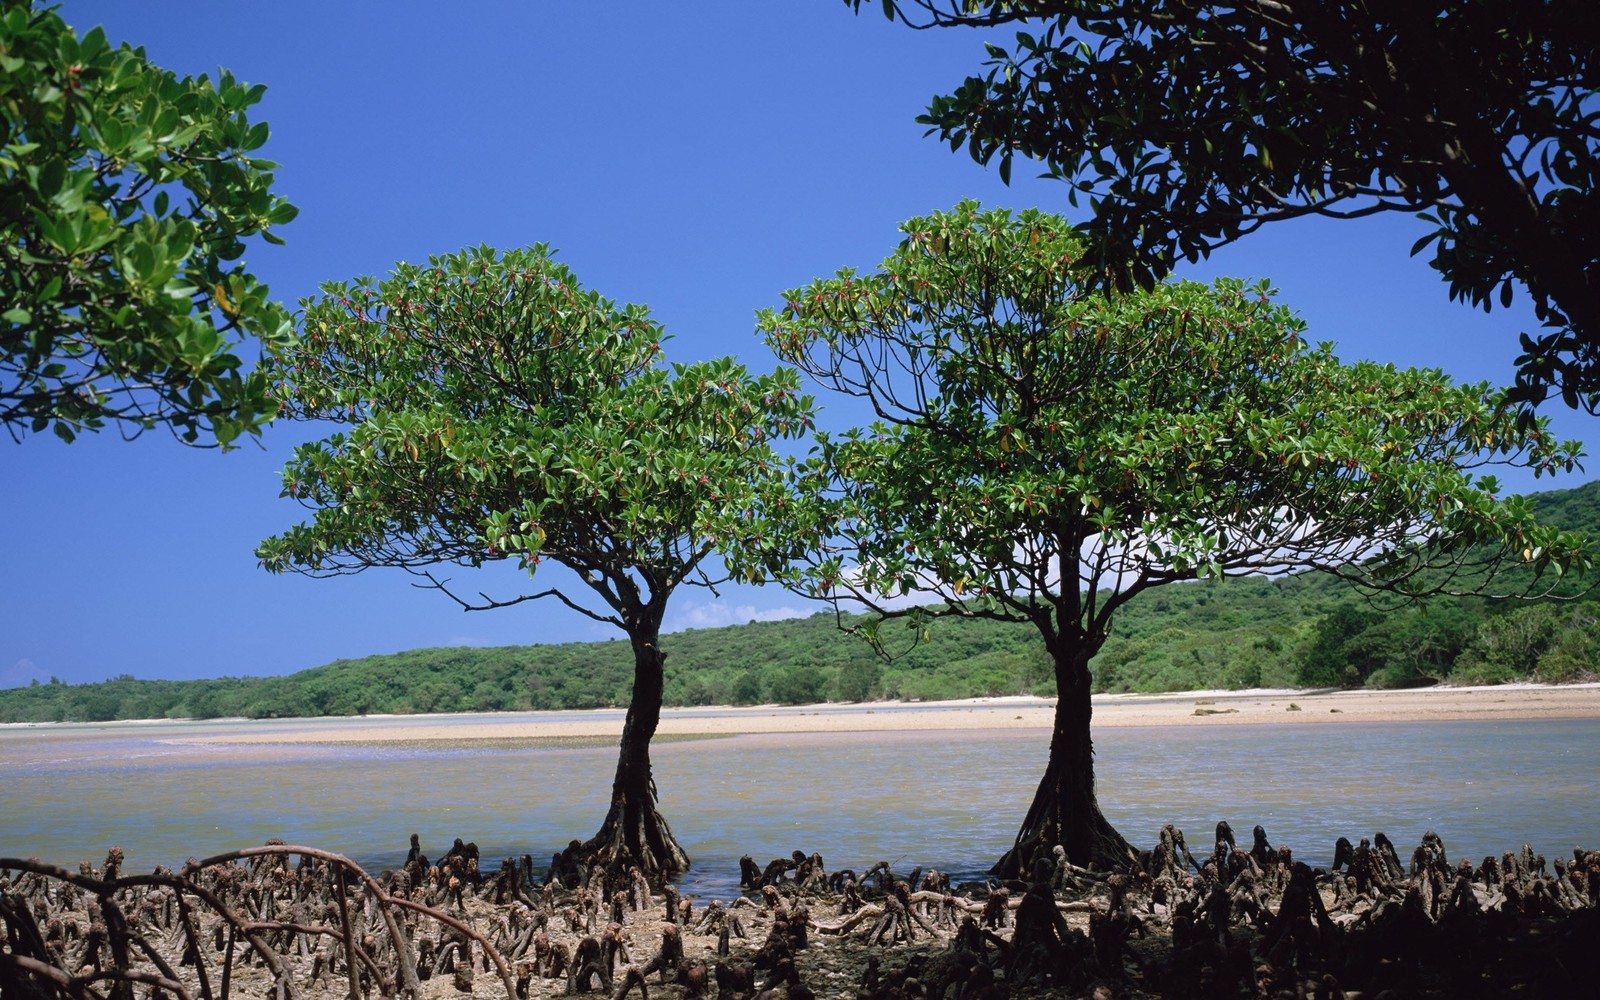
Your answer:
177,683 -> 1600,746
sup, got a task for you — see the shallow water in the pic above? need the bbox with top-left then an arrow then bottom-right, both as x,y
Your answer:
1,713 -> 1595,899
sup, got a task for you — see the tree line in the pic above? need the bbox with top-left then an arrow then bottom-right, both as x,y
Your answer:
7,476 -> 1596,726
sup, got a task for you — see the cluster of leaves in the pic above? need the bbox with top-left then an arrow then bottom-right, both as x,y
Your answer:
852,0 -> 1599,408
1,4 -> 296,444
759,202 -> 1589,681
256,244 -> 814,638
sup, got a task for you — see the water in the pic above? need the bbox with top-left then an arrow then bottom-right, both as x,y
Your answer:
2,714 -> 1596,899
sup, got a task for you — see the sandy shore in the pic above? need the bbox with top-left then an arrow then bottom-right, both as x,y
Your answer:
179,683 -> 1600,746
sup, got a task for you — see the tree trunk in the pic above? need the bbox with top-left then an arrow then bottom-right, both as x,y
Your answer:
583,630 -> 690,878
992,640 -> 1137,877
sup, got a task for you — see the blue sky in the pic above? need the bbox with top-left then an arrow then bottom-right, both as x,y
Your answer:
5,3 -> 1593,687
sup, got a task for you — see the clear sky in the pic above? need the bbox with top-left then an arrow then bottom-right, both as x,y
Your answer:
5,2 -> 1593,687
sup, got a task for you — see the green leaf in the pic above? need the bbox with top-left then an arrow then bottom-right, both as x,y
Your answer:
242,120 -> 270,151
37,158 -> 66,199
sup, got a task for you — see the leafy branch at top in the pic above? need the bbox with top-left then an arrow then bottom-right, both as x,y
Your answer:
1,4 -> 297,445
848,1 -> 1599,411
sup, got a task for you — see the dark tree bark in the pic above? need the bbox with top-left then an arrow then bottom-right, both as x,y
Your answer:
582,630 -> 689,878
992,630 -> 1137,876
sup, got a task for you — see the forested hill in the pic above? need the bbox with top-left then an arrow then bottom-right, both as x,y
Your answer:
6,482 -> 1599,723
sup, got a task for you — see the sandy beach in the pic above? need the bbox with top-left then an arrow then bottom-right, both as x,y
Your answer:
180,683 -> 1600,746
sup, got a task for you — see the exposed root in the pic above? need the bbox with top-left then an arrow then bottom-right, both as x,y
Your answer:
5,827 -> 1598,1000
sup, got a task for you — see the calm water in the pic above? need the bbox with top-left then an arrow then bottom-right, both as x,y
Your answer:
2,713 -> 1596,899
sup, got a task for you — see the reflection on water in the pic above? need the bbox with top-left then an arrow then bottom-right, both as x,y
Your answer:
1,716 -> 1595,899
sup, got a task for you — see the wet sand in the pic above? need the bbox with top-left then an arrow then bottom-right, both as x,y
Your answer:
179,683 -> 1600,746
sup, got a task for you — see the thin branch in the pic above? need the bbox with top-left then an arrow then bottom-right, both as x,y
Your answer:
412,569 -> 623,629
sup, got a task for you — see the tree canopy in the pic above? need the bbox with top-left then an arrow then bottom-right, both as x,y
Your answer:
258,245 -> 812,618
257,243 -> 813,874
1,3 -> 296,445
851,0 -> 1599,410
760,200 -> 1590,869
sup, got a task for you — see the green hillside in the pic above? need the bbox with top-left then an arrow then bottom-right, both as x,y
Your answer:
5,482 -> 1598,723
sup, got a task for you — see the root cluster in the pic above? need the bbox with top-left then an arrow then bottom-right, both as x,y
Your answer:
4,822 -> 1598,1000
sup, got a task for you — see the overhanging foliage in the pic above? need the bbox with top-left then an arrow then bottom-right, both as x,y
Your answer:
851,1 -> 1599,409
1,3 -> 296,444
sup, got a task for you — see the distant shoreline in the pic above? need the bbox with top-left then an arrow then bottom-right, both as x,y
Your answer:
75,682 -> 1593,746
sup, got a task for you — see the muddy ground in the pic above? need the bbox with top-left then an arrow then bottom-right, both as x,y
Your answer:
4,824 -> 1598,1000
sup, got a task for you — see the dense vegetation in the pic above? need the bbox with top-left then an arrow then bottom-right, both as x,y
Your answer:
4,483 -> 1595,724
